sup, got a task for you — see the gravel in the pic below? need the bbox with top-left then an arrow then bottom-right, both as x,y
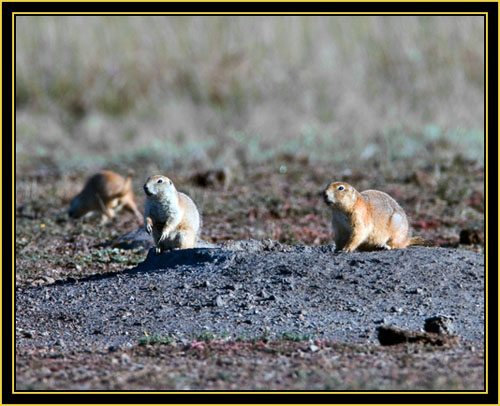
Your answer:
15,240 -> 484,353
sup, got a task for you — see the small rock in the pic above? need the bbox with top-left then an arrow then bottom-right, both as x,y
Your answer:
276,265 -> 292,276
20,329 -> 33,338
215,295 -> 225,307
309,344 -> 319,352
459,229 -> 484,245
262,239 -> 281,251
258,289 -> 269,299
191,167 -> 231,188
54,339 -> 65,348
390,306 -> 403,314
42,276 -> 55,284
424,315 -> 454,334
40,367 -> 52,377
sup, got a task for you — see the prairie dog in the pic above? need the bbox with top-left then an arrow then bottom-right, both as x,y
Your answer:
143,175 -> 201,254
323,181 -> 429,252
68,170 -> 142,224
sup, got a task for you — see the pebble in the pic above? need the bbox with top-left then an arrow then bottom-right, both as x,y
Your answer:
215,296 -> 225,307
309,344 -> 319,352
20,329 -> 33,338
15,241 -> 484,352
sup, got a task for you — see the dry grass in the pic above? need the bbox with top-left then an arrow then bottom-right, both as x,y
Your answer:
16,15 -> 484,172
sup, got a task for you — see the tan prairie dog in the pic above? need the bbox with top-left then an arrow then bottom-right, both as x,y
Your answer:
323,181 -> 432,252
143,175 -> 202,254
68,170 -> 142,224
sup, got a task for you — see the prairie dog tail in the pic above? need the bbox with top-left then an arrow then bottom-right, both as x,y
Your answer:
409,236 -> 438,247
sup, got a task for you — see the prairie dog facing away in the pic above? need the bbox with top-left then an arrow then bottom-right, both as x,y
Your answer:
323,181 -> 431,252
68,170 -> 142,224
143,175 -> 202,254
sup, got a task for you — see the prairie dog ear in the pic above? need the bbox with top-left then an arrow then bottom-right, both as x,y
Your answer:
351,187 -> 357,200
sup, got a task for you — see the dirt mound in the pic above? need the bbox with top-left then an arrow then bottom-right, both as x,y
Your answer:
16,240 -> 484,353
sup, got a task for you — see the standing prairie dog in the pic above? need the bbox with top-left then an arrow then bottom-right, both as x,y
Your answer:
68,170 -> 142,224
143,175 -> 202,254
323,181 -> 430,252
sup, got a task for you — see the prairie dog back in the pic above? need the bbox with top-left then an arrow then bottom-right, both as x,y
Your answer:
323,181 -> 416,252
68,170 -> 142,223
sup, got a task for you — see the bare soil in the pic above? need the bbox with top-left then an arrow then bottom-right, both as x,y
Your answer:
16,237 -> 485,391
14,158 -> 485,391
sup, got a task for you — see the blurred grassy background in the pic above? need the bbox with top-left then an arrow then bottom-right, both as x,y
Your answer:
15,15 -> 484,173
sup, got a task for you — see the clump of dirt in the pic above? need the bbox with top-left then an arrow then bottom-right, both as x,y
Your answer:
377,325 -> 460,346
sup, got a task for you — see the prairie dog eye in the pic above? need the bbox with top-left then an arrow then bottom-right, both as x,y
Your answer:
157,179 -> 163,184
337,185 -> 345,191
